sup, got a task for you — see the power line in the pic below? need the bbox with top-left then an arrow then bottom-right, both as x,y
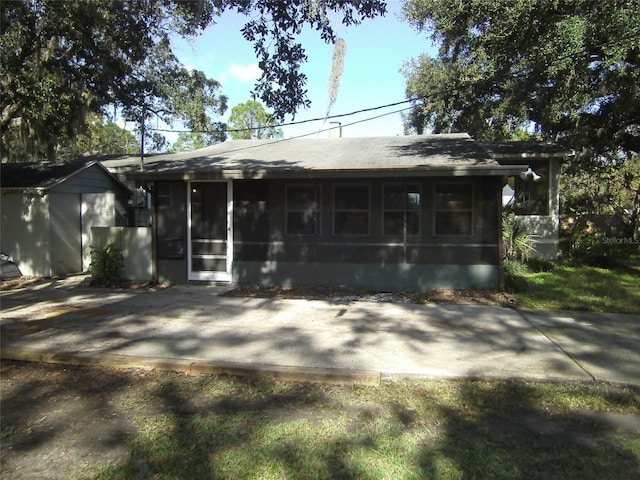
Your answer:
148,98 -> 414,135
151,104 -> 417,159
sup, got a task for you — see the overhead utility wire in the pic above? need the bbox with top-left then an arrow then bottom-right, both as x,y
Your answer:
148,98 -> 415,135
147,29 -> 640,137
173,105 -> 417,158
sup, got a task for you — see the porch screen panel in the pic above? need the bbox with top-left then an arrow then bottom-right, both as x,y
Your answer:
286,184 -> 319,235
334,184 -> 370,236
383,183 -> 421,236
434,183 -> 473,236
156,182 -> 186,259
190,182 -> 228,274
511,163 -> 550,215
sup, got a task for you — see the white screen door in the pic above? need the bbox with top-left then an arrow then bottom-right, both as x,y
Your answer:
187,181 -> 233,281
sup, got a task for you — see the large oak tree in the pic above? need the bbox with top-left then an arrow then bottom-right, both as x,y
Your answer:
1,0 -> 385,162
402,0 -> 640,232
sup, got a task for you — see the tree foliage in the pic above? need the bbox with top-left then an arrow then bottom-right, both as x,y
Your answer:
402,0 -> 640,231
72,114 -> 139,157
168,131 -> 219,152
228,100 -> 282,140
238,0 -> 385,120
1,0 -> 386,162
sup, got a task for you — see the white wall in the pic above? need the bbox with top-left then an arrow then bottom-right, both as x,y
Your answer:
0,193 -> 52,277
49,193 -> 82,275
91,227 -> 153,281
81,193 -> 116,271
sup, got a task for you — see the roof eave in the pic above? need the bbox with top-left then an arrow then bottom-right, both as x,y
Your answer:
128,165 -> 525,181
0,187 -> 47,196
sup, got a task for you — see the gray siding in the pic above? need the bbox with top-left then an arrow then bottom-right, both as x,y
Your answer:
52,164 -> 130,226
233,261 -> 499,290
51,164 -> 119,194
0,193 -> 51,277
49,193 -> 82,275
1,164 -> 130,278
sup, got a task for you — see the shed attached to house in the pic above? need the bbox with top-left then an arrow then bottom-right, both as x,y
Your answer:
1,160 -> 131,277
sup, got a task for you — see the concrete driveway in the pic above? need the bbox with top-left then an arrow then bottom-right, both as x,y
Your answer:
1,276 -> 638,386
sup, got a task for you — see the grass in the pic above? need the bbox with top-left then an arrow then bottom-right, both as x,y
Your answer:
75,371 -> 640,480
506,260 -> 640,313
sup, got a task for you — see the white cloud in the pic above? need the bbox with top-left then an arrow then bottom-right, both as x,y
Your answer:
225,63 -> 262,83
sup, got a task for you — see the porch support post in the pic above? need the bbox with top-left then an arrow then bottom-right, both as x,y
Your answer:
498,176 -> 506,290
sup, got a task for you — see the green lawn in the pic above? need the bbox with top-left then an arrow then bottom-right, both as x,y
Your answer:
508,262 -> 640,314
75,373 -> 639,480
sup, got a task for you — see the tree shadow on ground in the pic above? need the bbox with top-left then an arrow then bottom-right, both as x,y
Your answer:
2,362 -> 639,480
415,381 -> 640,479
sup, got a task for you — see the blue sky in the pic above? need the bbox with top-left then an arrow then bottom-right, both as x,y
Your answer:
169,0 -> 436,142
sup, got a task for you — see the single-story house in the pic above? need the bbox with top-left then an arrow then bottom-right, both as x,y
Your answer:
1,160 -> 131,277
102,133 -> 570,291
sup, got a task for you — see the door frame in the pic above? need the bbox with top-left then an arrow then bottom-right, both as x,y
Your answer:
187,180 -> 233,282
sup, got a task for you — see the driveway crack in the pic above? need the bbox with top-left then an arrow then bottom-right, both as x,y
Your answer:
516,310 -> 596,382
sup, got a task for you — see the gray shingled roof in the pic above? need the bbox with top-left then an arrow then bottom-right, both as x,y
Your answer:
1,159 -> 91,189
0,159 -> 129,193
100,134 -> 569,180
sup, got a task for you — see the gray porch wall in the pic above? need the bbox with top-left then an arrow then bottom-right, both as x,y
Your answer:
233,261 -> 499,290
157,259 -> 186,284
508,158 -> 561,259
153,176 -> 501,289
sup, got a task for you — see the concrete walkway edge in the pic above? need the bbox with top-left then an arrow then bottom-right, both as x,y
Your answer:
1,346 -> 383,386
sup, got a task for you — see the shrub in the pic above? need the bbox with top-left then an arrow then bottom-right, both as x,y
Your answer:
90,242 -> 123,287
525,257 -> 555,273
561,232 -> 621,268
503,213 -> 535,262
503,259 -> 529,293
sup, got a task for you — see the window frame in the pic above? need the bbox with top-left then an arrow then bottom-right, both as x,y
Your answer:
285,183 -> 321,236
155,182 -> 173,209
433,182 -> 474,237
509,162 -> 550,216
333,183 -> 371,236
382,182 -> 422,237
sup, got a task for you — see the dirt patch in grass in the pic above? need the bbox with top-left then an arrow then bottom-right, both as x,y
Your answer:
0,276 -> 45,291
224,285 -> 517,307
0,275 -> 172,292
3,275 -> 514,307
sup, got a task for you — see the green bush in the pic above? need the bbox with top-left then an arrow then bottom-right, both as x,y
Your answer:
503,213 -> 535,262
525,257 -> 555,272
561,232 -> 622,268
503,259 -> 529,293
90,242 -> 123,287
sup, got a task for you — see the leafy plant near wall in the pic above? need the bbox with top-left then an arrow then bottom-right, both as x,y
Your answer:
502,212 -> 535,262
90,242 -> 123,287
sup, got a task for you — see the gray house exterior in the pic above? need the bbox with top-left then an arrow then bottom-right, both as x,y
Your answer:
486,143 -> 567,259
104,133 -> 568,291
1,160 -> 130,277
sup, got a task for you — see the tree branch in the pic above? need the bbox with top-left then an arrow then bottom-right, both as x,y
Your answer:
1,101 -> 23,130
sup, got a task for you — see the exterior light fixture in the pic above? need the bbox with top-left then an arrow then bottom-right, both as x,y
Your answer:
519,167 -> 542,181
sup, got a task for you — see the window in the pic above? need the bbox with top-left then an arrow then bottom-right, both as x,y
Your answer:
155,182 -> 172,209
434,183 -> 473,236
286,184 -> 319,235
508,164 -> 549,215
383,183 -> 421,236
155,182 -> 186,259
234,180 -> 269,241
334,184 -> 369,235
